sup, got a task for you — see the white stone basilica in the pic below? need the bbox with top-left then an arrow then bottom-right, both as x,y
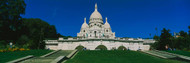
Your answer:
77,4 -> 115,39
45,4 -> 155,51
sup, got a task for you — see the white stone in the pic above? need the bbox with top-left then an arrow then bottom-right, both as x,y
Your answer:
77,4 -> 115,39
45,3 -> 155,51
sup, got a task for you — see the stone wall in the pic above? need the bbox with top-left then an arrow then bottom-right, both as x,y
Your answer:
46,40 -> 151,51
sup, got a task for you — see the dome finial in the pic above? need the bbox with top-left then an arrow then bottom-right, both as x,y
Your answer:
84,17 -> 86,23
95,3 -> 97,11
104,17 -> 111,28
106,17 -> 108,23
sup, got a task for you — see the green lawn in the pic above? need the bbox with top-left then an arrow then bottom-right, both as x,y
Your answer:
0,49 -> 52,63
166,50 -> 190,57
66,50 -> 183,63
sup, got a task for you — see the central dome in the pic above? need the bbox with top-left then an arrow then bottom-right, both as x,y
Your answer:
90,11 -> 102,19
89,4 -> 103,24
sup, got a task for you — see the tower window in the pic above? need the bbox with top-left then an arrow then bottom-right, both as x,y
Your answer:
83,30 -> 85,32
106,30 -> 108,32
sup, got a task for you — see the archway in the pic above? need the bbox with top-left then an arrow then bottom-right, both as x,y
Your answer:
117,46 -> 127,50
94,31 -> 97,38
75,45 -> 85,51
95,45 -> 107,50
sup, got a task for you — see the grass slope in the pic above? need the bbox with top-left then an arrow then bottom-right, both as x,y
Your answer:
0,49 -> 52,63
166,50 -> 190,57
66,50 -> 183,63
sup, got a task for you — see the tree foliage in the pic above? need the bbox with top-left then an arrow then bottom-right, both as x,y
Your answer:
19,18 -> 59,49
153,27 -> 190,51
0,0 -> 69,49
189,26 -> 190,36
157,28 -> 172,50
0,0 -> 26,46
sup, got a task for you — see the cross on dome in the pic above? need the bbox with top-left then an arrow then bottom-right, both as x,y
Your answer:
84,17 -> 86,23
95,3 -> 97,11
89,3 -> 103,24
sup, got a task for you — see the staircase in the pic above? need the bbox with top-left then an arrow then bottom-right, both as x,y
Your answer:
143,50 -> 177,59
142,50 -> 190,62
20,50 -> 73,63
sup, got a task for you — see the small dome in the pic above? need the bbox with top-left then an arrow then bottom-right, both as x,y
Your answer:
81,23 -> 89,28
104,22 -> 110,28
81,18 -> 89,28
104,17 -> 111,28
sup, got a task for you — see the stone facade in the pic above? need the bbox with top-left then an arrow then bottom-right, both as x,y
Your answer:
45,38 -> 154,51
45,4 -> 155,51
77,4 -> 115,39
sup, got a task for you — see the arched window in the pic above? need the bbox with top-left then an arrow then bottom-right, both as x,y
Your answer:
83,30 -> 85,32
106,30 -> 108,32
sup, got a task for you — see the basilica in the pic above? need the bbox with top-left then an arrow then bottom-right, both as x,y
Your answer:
77,4 -> 115,39
45,4 -> 155,51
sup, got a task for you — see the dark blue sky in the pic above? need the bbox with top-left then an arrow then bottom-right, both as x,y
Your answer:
22,0 -> 190,38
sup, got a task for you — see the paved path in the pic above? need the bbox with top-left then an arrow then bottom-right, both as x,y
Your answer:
142,50 -> 190,62
142,50 -> 177,59
20,50 -> 73,63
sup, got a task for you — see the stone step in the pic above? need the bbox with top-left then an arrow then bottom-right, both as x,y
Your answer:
148,51 -> 176,58
142,50 -> 177,59
20,50 -> 73,63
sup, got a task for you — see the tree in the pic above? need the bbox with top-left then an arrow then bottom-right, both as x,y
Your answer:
179,31 -> 188,37
157,28 -> 172,50
155,27 -> 158,36
151,35 -> 160,49
20,18 -> 58,49
16,35 -> 29,47
57,33 -> 64,37
0,0 -> 26,45
152,27 -> 190,51
189,26 -> 190,36
153,35 -> 159,41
